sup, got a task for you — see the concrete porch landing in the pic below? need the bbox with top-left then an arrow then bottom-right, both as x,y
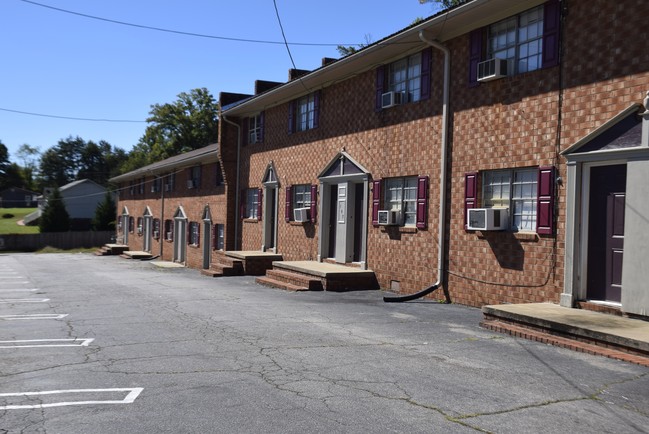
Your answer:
256,260 -> 378,292
201,250 -> 282,277
120,250 -> 154,260
482,303 -> 649,367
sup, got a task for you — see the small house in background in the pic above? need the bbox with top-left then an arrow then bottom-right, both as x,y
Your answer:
0,187 -> 39,208
35,179 -> 108,230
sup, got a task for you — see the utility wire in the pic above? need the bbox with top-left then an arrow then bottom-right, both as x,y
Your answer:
272,0 -> 310,93
19,0 -> 360,47
0,107 -> 145,123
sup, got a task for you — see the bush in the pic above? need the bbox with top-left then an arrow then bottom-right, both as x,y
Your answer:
2,213 -> 15,219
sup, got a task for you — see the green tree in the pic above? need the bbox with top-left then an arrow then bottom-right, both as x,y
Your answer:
0,141 -> 10,189
16,144 -> 40,191
419,0 -> 465,7
92,191 -> 116,231
39,188 -> 70,232
121,88 -> 219,171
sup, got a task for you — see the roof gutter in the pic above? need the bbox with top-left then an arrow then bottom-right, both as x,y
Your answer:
384,30 -> 450,302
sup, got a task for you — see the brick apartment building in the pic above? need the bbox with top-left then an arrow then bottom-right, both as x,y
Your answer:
114,0 -> 649,318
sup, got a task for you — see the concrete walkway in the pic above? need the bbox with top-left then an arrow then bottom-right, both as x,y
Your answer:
483,302 -> 649,366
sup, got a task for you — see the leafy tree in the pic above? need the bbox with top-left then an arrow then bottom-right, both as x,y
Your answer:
16,144 -> 40,191
0,141 -> 11,189
121,88 -> 219,171
337,34 -> 373,57
39,188 -> 70,232
419,0 -> 465,7
92,191 -> 116,231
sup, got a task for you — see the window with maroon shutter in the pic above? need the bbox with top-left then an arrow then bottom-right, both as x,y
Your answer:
464,172 -> 478,229
372,179 -> 382,226
542,0 -> 561,68
212,224 -> 217,250
536,166 -> 555,235
375,66 -> 385,112
310,184 -> 318,223
257,188 -> 263,221
416,176 -> 429,229
129,216 -> 135,233
285,185 -> 292,222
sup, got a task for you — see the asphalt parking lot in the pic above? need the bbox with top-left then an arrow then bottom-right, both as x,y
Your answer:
1,253 -> 648,433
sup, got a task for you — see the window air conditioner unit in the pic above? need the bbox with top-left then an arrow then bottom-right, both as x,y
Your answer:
381,91 -> 404,109
477,58 -> 509,82
467,208 -> 509,231
293,208 -> 310,223
187,180 -> 196,189
153,230 -> 159,239
166,232 -> 173,240
377,210 -> 400,226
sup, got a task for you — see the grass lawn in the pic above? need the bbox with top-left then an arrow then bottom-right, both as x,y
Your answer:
0,208 -> 40,234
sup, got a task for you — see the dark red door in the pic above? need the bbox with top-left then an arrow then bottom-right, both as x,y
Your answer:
587,164 -> 626,302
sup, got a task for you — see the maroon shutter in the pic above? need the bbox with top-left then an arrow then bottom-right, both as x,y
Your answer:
259,111 -> 265,142
312,91 -> 321,129
536,166 -> 555,235
242,117 -> 249,146
288,101 -> 295,134
310,184 -> 317,222
285,185 -> 292,222
420,48 -> 432,101
372,179 -> 382,226
187,222 -> 191,245
196,223 -> 200,246
257,188 -> 263,221
375,66 -> 385,112
542,0 -> 561,69
169,220 -> 174,240
464,172 -> 478,229
212,224 -> 217,250
416,176 -> 429,229
468,28 -> 484,88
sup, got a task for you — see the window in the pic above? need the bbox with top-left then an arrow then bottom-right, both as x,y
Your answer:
215,164 -> 224,187
151,177 -> 161,193
137,217 -> 143,235
388,54 -> 422,103
244,188 -> 260,219
188,166 -> 201,189
488,5 -> 544,74
189,222 -> 200,246
164,219 -> 174,241
213,224 -> 224,250
164,173 -> 175,192
129,181 -> 135,196
483,168 -> 538,231
292,184 -> 312,210
248,113 -> 264,144
288,91 -> 320,134
129,216 -> 135,233
138,177 -> 145,195
153,218 -> 160,239
385,177 -> 418,226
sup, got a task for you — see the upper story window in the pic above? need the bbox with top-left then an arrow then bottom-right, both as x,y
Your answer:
388,54 -> 422,103
469,1 -> 560,86
488,5 -> 544,74
151,176 -> 161,193
215,164 -> 224,187
188,166 -> 201,189
247,113 -> 264,144
288,91 -> 320,134
164,173 -> 175,192
376,48 -> 431,110
138,177 -> 145,195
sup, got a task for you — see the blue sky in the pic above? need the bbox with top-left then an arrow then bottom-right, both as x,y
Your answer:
1,0 -> 441,162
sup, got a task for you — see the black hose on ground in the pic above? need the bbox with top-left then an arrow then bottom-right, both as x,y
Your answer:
141,255 -> 160,261
383,283 -> 439,303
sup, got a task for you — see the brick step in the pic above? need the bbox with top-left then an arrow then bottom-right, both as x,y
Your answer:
264,269 -> 323,291
201,269 -> 223,277
255,275 -> 309,292
211,262 -> 242,276
481,319 -> 649,368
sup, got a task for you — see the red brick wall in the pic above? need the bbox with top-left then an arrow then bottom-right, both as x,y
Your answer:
115,161 -> 227,269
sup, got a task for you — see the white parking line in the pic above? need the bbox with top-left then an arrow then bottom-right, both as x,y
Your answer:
0,314 -> 68,321
0,298 -> 50,303
0,338 -> 94,348
0,281 -> 29,285
0,388 -> 144,410
0,288 -> 39,293
0,276 -> 28,279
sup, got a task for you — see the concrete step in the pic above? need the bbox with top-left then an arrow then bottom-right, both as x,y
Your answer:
200,269 -> 223,278
255,275 -> 309,292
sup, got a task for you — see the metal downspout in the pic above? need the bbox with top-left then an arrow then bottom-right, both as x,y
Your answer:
384,30 -> 450,302
220,113 -> 242,250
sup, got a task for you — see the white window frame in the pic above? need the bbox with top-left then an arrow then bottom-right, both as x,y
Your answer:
292,184 -> 312,210
245,189 -> 259,219
248,114 -> 262,144
487,5 -> 544,75
388,53 -> 422,103
215,224 -> 224,250
296,94 -> 316,132
483,168 -> 537,232
385,177 -> 418,226
189,222 -> 200,246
